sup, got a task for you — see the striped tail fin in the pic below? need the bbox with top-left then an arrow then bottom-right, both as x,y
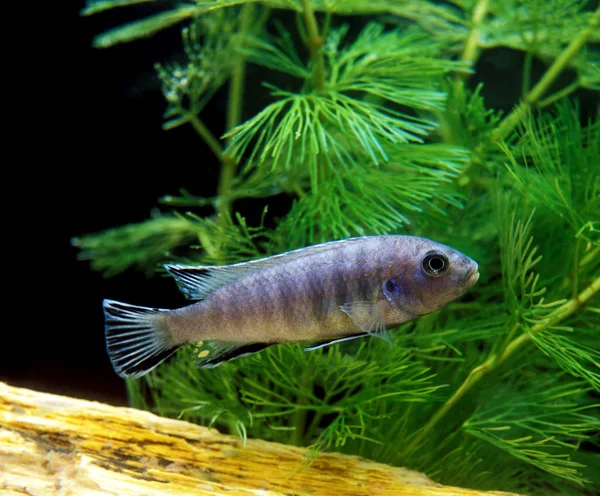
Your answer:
103,299 -> 180,378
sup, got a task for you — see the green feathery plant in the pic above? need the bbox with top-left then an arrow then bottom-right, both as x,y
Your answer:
77,1 -> 599,494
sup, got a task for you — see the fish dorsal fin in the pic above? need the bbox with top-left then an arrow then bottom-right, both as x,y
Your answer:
340,300 -> 387,334
165,264 -> 258,300
166,237 -> 369,300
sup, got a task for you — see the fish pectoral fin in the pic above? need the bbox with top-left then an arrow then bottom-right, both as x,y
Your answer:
307,301 -> 390,351
193,341 -> 270,368
304,332 -> 370,351
371,330 -> 392,346
340,300 -> 387,334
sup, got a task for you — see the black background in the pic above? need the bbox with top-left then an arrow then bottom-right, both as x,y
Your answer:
5,1 -> 596,406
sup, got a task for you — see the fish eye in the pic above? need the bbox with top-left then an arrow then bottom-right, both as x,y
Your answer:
385,280 -> 396,292
422,252 -> 449,277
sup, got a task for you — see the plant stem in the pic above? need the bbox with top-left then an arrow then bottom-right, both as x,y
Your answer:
294,184 -> 307,199
400,275 -> 600,458
290,374 -> 313,446
304,410 -> 325,443
216,155 -> 237,219
301,0 -> 326,90
291,407 -> 308,446
190,115 -> 223,159
226,6 -> 253,135
493,7 -> 600,141
538,78 -> 581,109
448,0 -> 488,139
453,0 -> 489,104
580,246 -> 599,268
457,0 -> 490,80
217,5 -> 254,221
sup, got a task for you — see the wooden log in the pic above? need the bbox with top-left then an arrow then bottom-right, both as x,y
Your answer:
0,382 -> 517,496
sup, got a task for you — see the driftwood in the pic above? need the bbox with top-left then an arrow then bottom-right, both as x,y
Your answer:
0,382 -> 517,495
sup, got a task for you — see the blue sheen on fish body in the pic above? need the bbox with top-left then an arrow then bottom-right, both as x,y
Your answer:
102,235 -> 479,378
385,277 -> 404,293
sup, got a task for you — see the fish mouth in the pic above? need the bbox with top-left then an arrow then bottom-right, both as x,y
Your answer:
460,266 -> 480,290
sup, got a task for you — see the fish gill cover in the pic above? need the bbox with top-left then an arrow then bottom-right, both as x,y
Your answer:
76,1 -> 599,494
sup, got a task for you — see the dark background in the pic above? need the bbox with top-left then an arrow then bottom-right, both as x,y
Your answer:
4,1 -> 223,405
5,2 -> 596,406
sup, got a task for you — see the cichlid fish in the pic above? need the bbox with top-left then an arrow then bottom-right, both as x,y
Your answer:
104,236 -> 479,378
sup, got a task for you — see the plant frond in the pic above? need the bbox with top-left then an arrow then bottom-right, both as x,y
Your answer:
244,22 -> 466,99
241,340 -> 444,446
239,25 -> 310,80
85,1 -> 297,46
273,143 -> 468,246
419,434 -> 527,492
581,55 -> 600,91
71,213 -> 202,276
495,197 -> 600,392
502,101 -> 600,244
481,0 -> 597,55
310,410 -> 383,453
328,24 -> 468,96
71,209 -> 270,277
440,81 -> 504,157
385,0 -> 598,76
328,1 -> 468,44
82,0 -> 158,16
132,345 -> 254,442
140,336 -> 444,449
395,306 -> 508,349
530,330 -> 600,392
224,90 -> 438,190
498,206 -> 547,320
157,10 -> 265,128
180,210 -> 270,265
92,5 -> 199,48
463,380 -> 599,485
225,23 -> 464,191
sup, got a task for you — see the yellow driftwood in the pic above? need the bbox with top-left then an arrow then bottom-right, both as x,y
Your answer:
0,382 -> 517,496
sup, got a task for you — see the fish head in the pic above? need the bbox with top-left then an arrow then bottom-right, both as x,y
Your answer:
383,238 -> 479,316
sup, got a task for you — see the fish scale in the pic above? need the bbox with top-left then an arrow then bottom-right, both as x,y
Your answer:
102,236 -> 479,378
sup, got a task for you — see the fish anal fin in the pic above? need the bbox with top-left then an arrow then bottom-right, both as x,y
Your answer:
193,341 -> 270,368
340,300 -> 387,334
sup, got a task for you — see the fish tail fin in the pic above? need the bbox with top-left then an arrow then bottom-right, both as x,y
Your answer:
103,299 -> 179,379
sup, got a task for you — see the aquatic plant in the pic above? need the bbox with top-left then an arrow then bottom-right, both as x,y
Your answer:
76,1 -> 600,494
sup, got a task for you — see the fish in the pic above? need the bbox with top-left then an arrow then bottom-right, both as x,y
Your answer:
104,235 -> 479,378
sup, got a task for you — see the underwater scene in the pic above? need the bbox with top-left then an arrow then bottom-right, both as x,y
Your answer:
5,1 -> 598,495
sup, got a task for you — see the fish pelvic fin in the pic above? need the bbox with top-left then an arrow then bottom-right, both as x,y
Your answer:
103,299 -> 179,379
193,341 -> 270,368
304,333 -> 369,351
